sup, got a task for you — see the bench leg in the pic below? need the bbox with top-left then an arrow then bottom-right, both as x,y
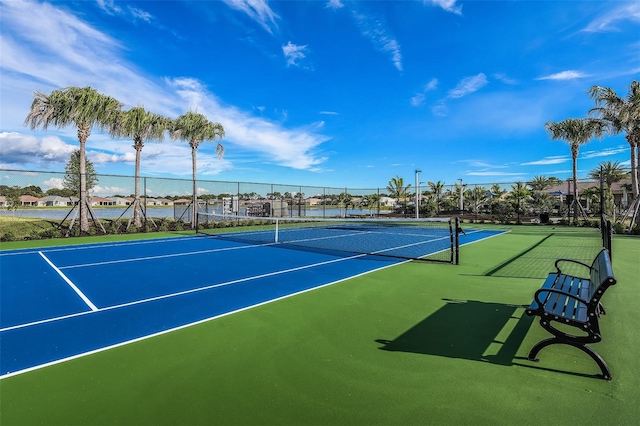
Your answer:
528,337 -> 612,380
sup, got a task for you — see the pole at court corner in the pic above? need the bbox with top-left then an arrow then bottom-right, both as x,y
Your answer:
415,169 -> 421,219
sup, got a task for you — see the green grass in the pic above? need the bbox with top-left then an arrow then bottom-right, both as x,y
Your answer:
1,226 -> 638,425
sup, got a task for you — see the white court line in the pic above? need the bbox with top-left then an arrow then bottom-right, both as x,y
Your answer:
0,235 -> 204,257
1,252 -> 369,333
59,241 -> 273,270
38,251 -> 98,312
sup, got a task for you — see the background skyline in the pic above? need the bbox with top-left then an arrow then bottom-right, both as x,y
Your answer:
1,0 -> 639,192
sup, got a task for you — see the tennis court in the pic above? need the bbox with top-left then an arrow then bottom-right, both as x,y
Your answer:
0,222 -> 503,378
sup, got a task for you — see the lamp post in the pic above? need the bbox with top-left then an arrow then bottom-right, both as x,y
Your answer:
415,169 -> 422,218
458,178 -> 464,215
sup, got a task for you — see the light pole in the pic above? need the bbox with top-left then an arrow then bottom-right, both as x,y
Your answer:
415,169 -> 422,218
458,178 -> 464,214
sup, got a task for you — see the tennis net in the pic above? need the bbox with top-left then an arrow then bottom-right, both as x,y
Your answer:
196,213 -> 459,264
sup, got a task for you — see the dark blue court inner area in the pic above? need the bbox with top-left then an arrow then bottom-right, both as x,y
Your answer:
0,228 -> 503,377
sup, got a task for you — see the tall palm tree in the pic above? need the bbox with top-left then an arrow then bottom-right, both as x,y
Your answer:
545,118 -> 606,223
111,106 -> 170,228
24,87 -> 122,233
589,81 -> 640,199
427,180 -> 445,214
171,112 -> 225,228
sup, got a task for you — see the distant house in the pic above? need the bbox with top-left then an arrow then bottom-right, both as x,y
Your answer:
547,178 -> 633,209
107,197 -> 130,206
306,197 -> 322,206
379,196 -> 396,207
156,198 -> 173,206
91,196 -> 116,206
38,196 -> 75,207
19,195 -> 40,206
173,199 -> 191,205
0,196 -> 6,207
144,198 -> 161,206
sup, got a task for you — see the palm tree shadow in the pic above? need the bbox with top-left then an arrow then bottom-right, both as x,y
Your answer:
376,299 -> 534,366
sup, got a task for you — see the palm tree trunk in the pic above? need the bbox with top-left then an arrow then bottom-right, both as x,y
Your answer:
78,125 -> 90,233
634,143 -> 639,199
133,145 -> 142,228
192,146 -> 197,229
572,148 -> 579,224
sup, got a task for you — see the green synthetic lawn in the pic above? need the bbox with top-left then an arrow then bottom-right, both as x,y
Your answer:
1,226 -> 639,425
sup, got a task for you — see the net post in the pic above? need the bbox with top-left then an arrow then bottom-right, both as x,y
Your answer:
454,217 -> 460,265
275,218 -> 279,243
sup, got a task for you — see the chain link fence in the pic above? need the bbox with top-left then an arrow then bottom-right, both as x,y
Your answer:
0,168 -> 633,239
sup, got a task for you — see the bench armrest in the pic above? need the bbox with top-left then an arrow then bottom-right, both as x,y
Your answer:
554,258 -> 592,276
534,288 -> 589,311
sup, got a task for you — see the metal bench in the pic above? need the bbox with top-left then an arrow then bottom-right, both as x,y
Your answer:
525,249 -> 616,380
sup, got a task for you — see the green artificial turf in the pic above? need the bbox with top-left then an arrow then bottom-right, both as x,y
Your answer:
1,227 -> 638,425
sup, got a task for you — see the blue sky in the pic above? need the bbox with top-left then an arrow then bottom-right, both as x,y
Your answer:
1,0 -> 639,192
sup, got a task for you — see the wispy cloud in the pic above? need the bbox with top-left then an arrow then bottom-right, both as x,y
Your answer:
582,2 -> 640,32
96,0 -> 153,24
326,0 -> 344,10
447,73 -> 488,98
582,146 -> 628,159
320,111 -> 339,115
425,0 -> 463,15
521,156 -> 569,166
222,0 -> 279,34
0,132 -> 76,169
411,78 -> 438,107
1,0 -> 331,174
537,70 -> 588,81
282,41 -> 309,67
351,10 -> 403,71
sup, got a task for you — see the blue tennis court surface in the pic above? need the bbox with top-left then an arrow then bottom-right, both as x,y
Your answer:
0,227 -> 504,378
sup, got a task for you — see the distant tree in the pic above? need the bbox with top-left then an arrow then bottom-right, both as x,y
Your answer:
427,181 -> 445,213
45,187 -> 75,197
4,186 -> 21,214
545,118 -> 606,223
506,182 -> 531,224
64,150 -> 98,197
387,176 -> 411,205
588,161 -> 629,188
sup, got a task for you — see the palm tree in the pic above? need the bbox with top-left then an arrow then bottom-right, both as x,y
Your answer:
588,160 -> 629,188
427,181 -> 445,214
589,81 -> 640,199
111,106 -> 170,228
507,182 -> 531,224
24,87 -> 122,233
545,118 -> 606,223
386,175 -> 411,207
171,112 -> 225,228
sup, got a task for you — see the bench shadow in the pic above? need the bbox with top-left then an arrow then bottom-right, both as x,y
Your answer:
376,299 -> 534,366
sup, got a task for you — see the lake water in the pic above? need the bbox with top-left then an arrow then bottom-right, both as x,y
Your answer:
0,207 -> 385,220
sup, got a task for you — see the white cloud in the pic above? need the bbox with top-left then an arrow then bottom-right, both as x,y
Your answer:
411,78 -> 438,107
521,156 -> 569,166
581,146 -> 629,159
169,78 -> 330,170
223,0 -> 279,34
351,11 -> 403,71
537,70 -> 588,81
0,132 -> 76,168
465,171 -> 527,177
326,0 -> 344,9
282,41 -> 309,67
43,177 -> 65,190
411,94 -> 426,107
583,3 -> 640,32
447,73 -> 488,98
425,0 -> 462,15
1,1 -> 331,175
319,111 -> 339,115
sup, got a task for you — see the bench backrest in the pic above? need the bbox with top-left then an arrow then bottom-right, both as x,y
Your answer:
586,249 -> 616,309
